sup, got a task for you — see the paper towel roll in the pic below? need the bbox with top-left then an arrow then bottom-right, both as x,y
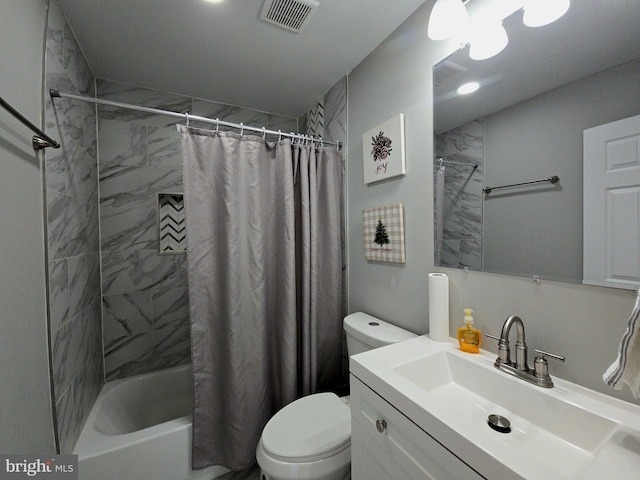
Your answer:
428,273 -> 450,342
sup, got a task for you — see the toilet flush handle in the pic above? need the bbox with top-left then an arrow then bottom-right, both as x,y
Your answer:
376,419 -> 387,433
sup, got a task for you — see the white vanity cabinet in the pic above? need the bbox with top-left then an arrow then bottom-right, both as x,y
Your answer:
350,375 -> 484,480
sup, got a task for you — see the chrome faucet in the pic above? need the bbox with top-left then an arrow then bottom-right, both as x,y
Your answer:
487,315 -> 565,388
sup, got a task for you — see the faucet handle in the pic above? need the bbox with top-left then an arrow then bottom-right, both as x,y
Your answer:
533,350 -> 565,387
486,333 -> 511,365
534,349 -> 565,362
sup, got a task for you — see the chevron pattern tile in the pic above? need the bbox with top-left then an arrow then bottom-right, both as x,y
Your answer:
158,194 -> 186,253
306,100 -> 325,138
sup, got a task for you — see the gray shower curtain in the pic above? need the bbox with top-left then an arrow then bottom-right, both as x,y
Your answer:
182,128 -> 343,471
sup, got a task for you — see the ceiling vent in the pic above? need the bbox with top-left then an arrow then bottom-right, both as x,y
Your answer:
433,60 -> 467,86
260,0 -> 319,34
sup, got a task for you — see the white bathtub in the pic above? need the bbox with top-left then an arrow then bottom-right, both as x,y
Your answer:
74,364 -> 229,480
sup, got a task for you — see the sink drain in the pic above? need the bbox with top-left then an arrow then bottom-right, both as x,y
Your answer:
487,414 -> 511,434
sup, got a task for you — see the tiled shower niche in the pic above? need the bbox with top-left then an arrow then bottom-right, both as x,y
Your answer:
158,193 -> 186,254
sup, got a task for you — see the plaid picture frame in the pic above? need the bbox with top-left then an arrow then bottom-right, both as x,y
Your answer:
362,203 -> 406,263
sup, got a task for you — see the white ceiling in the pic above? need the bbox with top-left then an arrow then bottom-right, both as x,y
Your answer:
57,0 -> 427,117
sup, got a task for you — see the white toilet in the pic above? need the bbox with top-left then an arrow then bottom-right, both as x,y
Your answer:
256,312 -> 417,480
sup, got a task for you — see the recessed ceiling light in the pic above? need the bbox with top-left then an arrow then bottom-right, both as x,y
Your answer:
457,82 -> 480,95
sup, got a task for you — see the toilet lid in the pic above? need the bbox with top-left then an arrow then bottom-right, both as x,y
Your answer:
261,392 -> 351,463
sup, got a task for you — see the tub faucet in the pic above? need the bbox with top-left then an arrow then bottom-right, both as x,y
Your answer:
487,315 -> 565,388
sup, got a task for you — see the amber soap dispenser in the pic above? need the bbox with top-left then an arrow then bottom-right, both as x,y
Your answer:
458,308 -> 481,353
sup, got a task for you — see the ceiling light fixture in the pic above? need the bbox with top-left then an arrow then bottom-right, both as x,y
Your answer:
427,0 -> 469,40
468,22 -> 509,60
523,0 -> 570,27
428,0 -> 571,62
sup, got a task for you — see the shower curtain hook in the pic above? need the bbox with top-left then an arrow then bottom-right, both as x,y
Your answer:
278,130 -> 282,143
320,136 -> 324,148
185,112 -> 190,128
240,122 -> 244,137
262,127 -> 266,140
215,118 -> 219,134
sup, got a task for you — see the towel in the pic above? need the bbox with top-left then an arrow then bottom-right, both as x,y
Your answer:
603,293 -> 640,398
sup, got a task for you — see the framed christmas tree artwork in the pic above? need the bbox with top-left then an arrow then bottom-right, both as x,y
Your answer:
362,204 -> 406,263
362,113 -> 406,184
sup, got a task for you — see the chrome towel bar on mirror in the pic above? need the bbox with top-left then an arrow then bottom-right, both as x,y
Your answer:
483,175 -> 560,194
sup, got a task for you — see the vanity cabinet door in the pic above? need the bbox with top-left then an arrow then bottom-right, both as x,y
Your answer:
350,376 -> 484,480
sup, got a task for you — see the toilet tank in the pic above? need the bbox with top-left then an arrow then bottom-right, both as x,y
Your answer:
343,312 -> 417,356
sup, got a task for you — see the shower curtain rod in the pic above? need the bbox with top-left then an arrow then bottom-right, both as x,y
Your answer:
436,157 -> 478,169
49,89 -> 341,148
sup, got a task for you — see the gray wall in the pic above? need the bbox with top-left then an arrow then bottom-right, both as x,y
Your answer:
483,59 -> 640,283
0,0 -> 56,453
347,1 -> 434,336
347,0 -> 638,404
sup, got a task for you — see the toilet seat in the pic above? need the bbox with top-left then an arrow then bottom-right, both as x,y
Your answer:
261,392 -> 351,463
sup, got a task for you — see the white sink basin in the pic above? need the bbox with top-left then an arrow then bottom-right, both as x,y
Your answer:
350,336 -> 640,480
395,351 -> 615,477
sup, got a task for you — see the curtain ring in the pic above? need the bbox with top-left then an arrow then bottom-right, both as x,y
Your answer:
320,137 -> 324,148
215,118 -> 219,134
240,122 -> 244,137
278,130 -> 282,143
185,112 -> 189,128
262,127 -> 266,140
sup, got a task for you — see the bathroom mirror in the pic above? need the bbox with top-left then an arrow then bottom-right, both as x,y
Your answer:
433,1 -> 640,283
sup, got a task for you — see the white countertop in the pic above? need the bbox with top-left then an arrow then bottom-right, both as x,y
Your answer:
349,335 -> 640,480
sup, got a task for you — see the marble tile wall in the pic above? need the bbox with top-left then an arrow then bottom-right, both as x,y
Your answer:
434,119 -> 484,271
44,0 -> 103,454
299,76 -> 347,146
97,80 -> 298,381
